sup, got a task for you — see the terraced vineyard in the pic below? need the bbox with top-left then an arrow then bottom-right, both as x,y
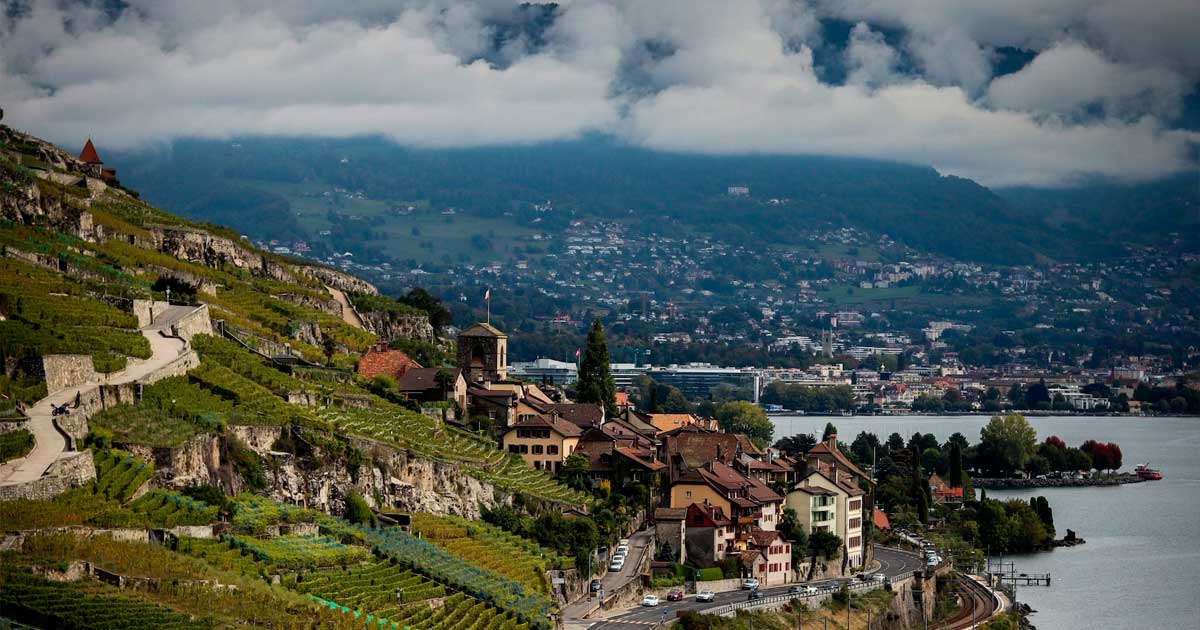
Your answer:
128,490 -> 220,527
290,559 -> 448,608
0,566 -> 212,630
410,514 -> 570,592
319,404 -> 589,506
365,525 -> 556,628
93,449 -> 154,504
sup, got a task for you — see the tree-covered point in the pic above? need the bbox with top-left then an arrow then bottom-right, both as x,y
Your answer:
714,401 -> 773,449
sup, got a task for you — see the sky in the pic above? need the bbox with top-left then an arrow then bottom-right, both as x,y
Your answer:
2,0 -> 1199,187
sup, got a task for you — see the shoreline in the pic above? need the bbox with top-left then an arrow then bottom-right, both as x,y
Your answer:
974,473 -> 1145,489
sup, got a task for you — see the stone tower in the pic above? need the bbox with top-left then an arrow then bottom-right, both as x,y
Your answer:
456,322 -> 508,384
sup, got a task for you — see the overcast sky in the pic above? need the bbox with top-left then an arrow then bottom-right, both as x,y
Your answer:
2,0 -> 1198,187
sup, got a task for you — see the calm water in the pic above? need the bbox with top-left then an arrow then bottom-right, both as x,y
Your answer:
771,414 -> 1200,630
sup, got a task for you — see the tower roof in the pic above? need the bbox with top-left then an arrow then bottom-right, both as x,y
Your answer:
79,139 -> 102,164
459,322 -> 507,338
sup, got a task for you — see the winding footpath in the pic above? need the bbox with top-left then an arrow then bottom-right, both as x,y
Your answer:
326,285 -> 366,330
0,307 -> 195,485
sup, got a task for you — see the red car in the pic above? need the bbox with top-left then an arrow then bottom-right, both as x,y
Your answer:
666,589 -> 684,602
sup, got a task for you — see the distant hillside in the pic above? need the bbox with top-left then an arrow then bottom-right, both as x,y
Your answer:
111,136 -> 1166,266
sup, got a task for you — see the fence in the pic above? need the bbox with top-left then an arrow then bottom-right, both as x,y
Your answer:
703,573 -> 915,617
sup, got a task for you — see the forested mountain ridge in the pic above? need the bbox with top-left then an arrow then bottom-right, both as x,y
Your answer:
115,136 -> 1195,267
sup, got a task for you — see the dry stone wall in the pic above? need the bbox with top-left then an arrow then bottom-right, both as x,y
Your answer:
41,355 -> 98,393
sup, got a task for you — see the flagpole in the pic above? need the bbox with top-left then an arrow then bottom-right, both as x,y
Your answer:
486,288 -> 491,324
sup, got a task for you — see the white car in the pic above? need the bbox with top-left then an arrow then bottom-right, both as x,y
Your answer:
802,585 -> 819,594
741,578 -> 759,590
695,590 -> 716,602
619,538 -> 631,547
609,558 -> 625,571
641,595 -> 659,607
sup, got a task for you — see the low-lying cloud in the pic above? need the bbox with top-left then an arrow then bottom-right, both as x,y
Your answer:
1,0 -> 1197,187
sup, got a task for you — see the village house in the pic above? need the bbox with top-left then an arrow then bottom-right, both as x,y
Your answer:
500,413 -> 582,472
395,367 -> 467,410
683,502 -> 735,566
743,530 -> 793,586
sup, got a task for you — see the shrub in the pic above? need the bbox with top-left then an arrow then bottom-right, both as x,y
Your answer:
697,567 -> 724,581
344,492 -> 376,527
0,428 -> 35,462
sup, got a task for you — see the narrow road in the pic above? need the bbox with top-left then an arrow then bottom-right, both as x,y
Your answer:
326,285 -> 365,330
582,546 -> 923,629
563,530 -> 653,630
0,324 -> 189,485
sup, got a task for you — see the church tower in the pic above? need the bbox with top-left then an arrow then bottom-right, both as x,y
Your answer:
456,322 -> 508,384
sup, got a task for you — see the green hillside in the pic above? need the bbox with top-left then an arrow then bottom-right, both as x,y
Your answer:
0,124 -> 582,629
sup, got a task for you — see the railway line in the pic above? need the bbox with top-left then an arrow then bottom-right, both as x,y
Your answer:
935,574 -> 1001,630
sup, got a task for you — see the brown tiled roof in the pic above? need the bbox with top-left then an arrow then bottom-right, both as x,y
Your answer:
667,431 -> 741,470
734,434 -> 764,456
505,413 -> 583,438
649,414 -> 698,433
788,480 -> 836,496
746,530 -> 782,548
551,403 -> 604,428
655,507 -> 687,521
746,477 -> 783,504
396,367 -> 459,393
808,440 -> 871,483
615,447 -> 667,471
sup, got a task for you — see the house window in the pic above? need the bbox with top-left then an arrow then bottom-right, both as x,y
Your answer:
848,536 -> 861,549
686,491 -> 693,499
547,445 -> 559,455
532,445 -> 544,455
848,499 -> 861,511
508,445 -> 520,454
534,461 -> 542,470
849,517 -> 861,529
519,445 -> 528,454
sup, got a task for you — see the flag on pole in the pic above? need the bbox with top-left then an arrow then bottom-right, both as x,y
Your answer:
574,348 -> 581,359
484,288 -> 490,301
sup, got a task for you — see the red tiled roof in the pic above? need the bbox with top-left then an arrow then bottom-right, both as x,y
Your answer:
614,447 -> 666,471
873,509 -> 891,530
79,139 -> 101,164
746,476 -> 783,504
357,348 -> 422,380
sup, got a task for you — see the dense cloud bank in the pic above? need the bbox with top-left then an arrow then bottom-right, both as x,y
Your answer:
2,0 -> 1198,186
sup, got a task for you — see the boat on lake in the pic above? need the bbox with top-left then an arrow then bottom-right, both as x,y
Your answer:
1134,463 -> 1162,480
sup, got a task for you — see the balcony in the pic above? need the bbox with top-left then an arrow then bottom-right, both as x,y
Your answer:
812,510 -> 833,523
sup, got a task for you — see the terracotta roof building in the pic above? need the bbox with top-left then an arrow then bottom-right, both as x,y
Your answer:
357,343 -> 422,381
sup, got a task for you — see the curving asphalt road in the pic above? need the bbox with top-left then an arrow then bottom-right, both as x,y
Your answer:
583,546 -> 924,628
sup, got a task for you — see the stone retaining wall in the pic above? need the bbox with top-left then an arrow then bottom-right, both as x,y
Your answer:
41,354 -> 98,393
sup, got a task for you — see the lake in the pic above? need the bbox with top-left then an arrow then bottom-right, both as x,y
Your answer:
770,414 -> 1200,630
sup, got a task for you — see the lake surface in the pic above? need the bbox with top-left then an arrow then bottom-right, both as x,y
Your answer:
770,414 -> 1200,630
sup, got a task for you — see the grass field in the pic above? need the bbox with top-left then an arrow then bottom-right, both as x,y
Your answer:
235,178 -> 539,265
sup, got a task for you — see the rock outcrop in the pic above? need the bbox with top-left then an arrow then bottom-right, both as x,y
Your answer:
150,426 -> 508,520
359,311 -> 436,343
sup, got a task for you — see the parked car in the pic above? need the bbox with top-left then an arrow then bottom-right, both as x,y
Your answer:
609,558 -> 625,571
741,578 -> 760,590
790,585 -> 818,595
872,573 -> 887,582
619,538 -> 631,547
641,595 -> 659,607
696,590 -> 716,602
590,579 -> 602,592
747,589 -> 763,601
666,589 -> 684,602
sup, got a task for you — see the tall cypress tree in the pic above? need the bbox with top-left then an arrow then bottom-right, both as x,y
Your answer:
949,442 -> 964,488
910,450 -> 929,525
577,318 -> 617,417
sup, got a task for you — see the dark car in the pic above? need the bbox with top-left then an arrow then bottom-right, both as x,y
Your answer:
667,588 -> 684,602
747,589 -> 763,601
590,579 -> 602,592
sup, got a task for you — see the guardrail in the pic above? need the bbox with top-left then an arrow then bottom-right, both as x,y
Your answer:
702,573 -> 916,617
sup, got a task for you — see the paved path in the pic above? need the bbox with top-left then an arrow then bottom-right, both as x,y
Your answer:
0,326 -> 188,485
326,285 -> 365,330
583,546 -> 923,629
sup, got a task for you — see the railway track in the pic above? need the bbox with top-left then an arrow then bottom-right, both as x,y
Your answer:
935,575 -> 999,630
